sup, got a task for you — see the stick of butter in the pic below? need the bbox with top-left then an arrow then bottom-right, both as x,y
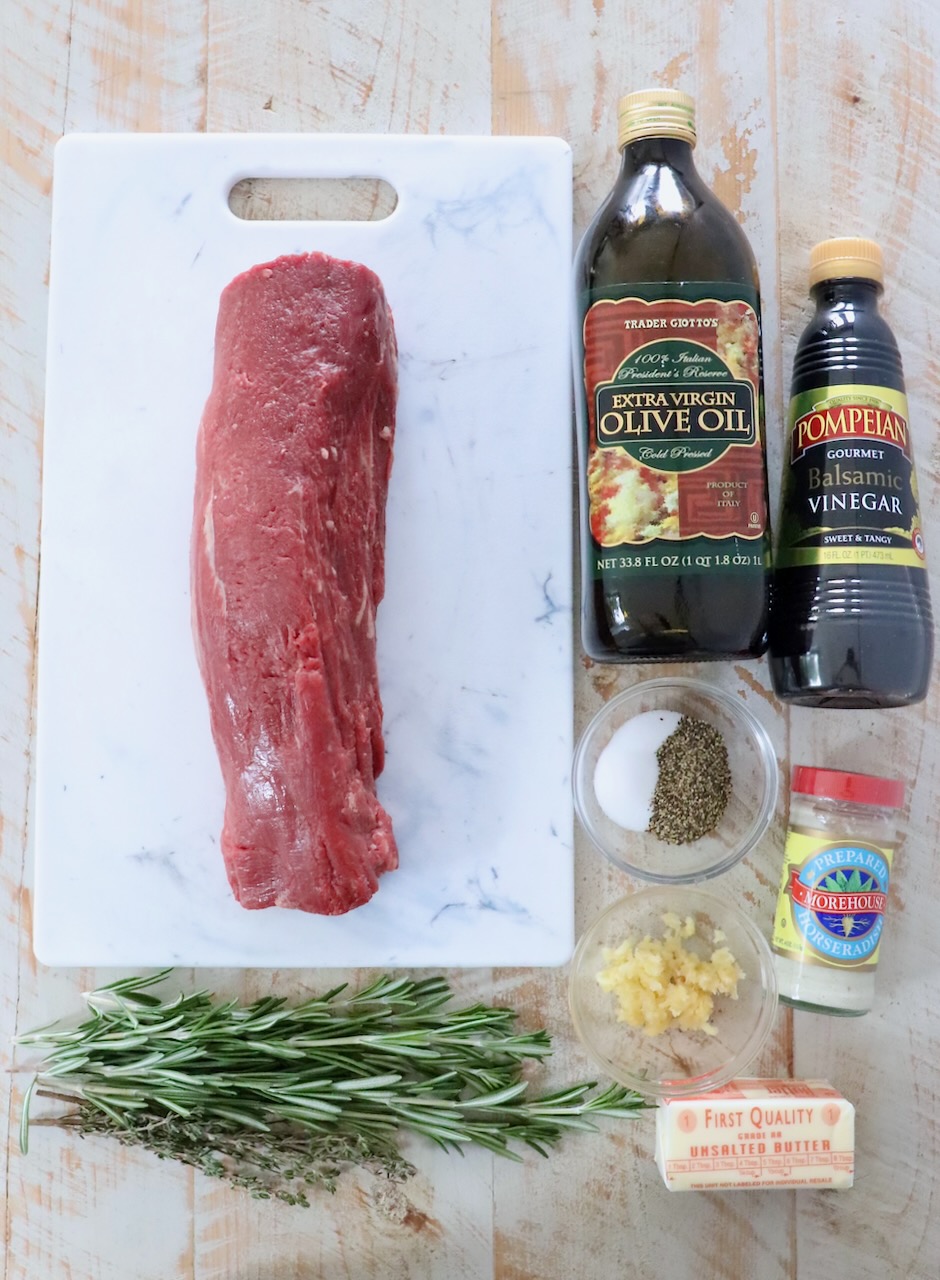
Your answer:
655,1078 -> 854,1190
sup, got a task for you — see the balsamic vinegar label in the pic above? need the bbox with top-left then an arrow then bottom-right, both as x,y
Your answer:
776,383 -> 927,569
579,283 -> 769,578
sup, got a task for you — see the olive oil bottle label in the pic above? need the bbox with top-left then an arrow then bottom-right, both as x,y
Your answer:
776,383 -> 927,569
579,282 -> 769,578
771,828 -> 894,973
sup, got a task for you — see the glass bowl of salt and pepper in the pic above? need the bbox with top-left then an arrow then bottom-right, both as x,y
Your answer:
572,677 -> 778,884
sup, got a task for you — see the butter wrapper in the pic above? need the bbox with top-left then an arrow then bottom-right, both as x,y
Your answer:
655,1078 -> 854,1190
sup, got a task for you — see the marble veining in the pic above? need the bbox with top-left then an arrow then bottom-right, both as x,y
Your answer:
34,132 -> 574,968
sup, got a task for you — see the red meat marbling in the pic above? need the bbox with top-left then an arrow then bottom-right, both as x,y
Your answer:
191,252 -> 398,914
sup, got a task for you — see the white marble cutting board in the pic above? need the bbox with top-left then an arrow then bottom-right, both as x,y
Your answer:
33,132 -> 574,968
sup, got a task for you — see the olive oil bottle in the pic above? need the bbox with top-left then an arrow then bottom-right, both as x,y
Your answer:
769,238 -> 933,706
573,89 -> 770,662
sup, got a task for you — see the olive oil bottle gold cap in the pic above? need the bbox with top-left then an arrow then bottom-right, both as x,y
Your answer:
618,89 -> 696,149
809,237 -> 884,287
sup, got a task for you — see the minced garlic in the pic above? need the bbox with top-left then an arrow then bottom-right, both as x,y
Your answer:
596,912 -> 744,1037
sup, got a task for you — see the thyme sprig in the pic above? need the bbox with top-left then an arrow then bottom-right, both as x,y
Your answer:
18,971 -> 649,1205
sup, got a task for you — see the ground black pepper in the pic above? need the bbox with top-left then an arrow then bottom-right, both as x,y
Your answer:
648,716 -> 731,843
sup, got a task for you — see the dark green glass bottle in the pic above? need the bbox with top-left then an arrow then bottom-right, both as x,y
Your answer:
573,88 -> 770,663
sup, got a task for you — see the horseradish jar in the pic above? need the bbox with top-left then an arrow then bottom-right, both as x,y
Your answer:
771,766 -> 904,1016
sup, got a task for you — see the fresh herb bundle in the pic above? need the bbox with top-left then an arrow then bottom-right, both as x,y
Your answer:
17,971 -> 648,1206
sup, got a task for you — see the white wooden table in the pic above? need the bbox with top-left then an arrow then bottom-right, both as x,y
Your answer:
2,2 -> 938,1277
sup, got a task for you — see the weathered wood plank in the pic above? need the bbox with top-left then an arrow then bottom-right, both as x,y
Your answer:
1,3 -> 208,1278
208,0 -> 491,134
775,3 -> 940,1277
491,3 -> 792,1276
61,0 -> 208,132
1,2 -> 80,1276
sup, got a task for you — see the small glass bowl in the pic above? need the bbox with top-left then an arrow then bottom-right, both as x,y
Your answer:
573,677 -> 778,883
569,886 -> 779,1099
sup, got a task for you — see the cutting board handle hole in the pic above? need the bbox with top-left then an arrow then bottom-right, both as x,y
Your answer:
228,177 -> 397,222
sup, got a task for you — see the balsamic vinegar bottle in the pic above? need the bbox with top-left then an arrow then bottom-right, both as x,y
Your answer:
573,88 -> 771,662
769,238 -> 933,707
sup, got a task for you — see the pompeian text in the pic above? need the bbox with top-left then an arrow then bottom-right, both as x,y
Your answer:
792,404 -> 910,461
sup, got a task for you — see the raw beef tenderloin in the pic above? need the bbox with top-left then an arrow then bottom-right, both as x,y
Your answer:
191,252 -> 398,914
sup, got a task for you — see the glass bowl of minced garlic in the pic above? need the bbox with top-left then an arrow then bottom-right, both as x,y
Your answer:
572,677 -> 779,883
568,886 -> 778,1099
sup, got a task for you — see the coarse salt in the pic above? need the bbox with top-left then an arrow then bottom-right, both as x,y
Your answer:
593,710 -> 682,831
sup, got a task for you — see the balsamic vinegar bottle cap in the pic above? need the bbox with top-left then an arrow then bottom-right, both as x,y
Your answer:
617,88 -> 696,149
809,237 -> 884,287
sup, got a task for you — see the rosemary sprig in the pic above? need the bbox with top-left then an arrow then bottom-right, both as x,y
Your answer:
17,971 -> 649,1204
